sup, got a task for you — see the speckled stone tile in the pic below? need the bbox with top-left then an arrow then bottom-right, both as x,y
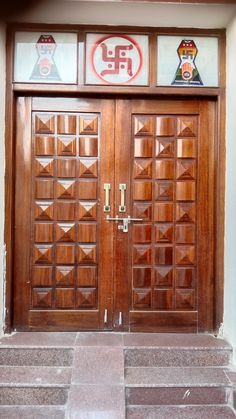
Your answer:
123,334 -> 231,348
0,348 -> 73,366
0,386 -> 68,405
0,333 -> 76,347
126,386 -> 229,406
225,369 -> 236,384
0,366 -> 72,385
72,347 -> 124,384
66,384 -> 125,419
126,406 -> 236,419
0,406 -> 65,418
124,348 -> 231,367
125,367 -> 230,386
75,332 -> 123,347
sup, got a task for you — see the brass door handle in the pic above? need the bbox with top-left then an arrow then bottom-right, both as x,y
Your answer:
104,183 -> 111,212
119,184 -> 126,212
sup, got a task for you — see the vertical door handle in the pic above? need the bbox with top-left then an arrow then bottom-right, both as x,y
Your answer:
104,183 -> 111,212
119,184 -> 126,213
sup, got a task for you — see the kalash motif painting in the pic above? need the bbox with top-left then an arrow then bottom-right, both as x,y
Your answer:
30,34 -> 61,81
172,39 -> 203,86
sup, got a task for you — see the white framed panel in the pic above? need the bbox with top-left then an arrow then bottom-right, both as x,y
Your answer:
14,32 -> 78,84
85,33 -> 149,86
157,36 -> 219,87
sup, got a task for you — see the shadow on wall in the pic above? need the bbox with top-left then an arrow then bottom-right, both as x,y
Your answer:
0,0 -> 46,18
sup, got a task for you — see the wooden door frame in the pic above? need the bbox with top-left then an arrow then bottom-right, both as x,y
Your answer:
4,24 -> 226,333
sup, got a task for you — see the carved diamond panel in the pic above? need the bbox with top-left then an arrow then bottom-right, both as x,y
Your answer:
177,117 -> 197,137
133,224 -> 152,243
34,245 -> 53,264
79,159 -> 98,178
153,267 -> 173,287
57,115 -> 76,135
175,246 -> 196,266
35,201 -> 54,221
134,159 -> 152,179
78,245 -> 97,264
32,289 -> 52,308
133,290 -> 151,309
35,136 -> 55,156
56,223 -> 76,242
56,266 -> 75,286
78,202 -> 97,221
176,289 -> 195,310
58,137 -> 76,156
133,267 -> 152,288
79,115 -> 98,135
79,137 -> 98,157
176,160 -> 196,180
77,267 -> 97,287
155,182 -> 173,201
35,115 -> 55,134
56,180 -> 76,199
155,225 -> 173,243
133,203 -> 152,220
155,138 -> 174,158
156,117 -> 175,136
134,116 -> 154,136
55,288 -> 75,309
133,245 -> 152,265
35,158 -> 54,177
176,203 -> 196,223
77,289 -> 97,308
134,138 -> 153,158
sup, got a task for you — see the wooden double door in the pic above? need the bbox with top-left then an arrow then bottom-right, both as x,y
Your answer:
14,97 -> 215,332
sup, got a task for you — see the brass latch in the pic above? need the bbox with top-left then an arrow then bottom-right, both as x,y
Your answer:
106,215 -> 143,233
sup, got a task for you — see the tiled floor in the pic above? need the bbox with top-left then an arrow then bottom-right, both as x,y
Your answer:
0,332 -> 235,418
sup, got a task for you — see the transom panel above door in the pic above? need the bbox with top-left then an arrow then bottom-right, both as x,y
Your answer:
13,97 -> 215,332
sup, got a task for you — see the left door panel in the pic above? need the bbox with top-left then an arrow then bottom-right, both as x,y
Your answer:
14,97 -> 115,331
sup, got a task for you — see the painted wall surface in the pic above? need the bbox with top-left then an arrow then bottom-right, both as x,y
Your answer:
0,23 -> 5,336
224,14 -> 236,362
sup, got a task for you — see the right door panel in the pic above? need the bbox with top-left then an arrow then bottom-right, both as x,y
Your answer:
114,100 -> 215,333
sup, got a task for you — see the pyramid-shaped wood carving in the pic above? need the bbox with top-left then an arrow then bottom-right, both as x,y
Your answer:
133,290 -> 151,308
56,223 -> 76,242
34,245 -> 53,264
35,202 -> 54,220
133,246 -> 151,264
35,158 -> 54,177
155,225 -> 173,243
33,289 -> 52,308
176,289 -> 195,310
177,160 -> 196,180
79,115 -> 98,135
176,246 -> 195,265
134,116 -> 154,136
77,289 -> 96,308
155,183 -> 173,201
78,245 -> 96,264
56,180 -> 76,199
176,203 -> 196,223
35,114 -> 55,134
177,118 -> 197,137
154,266 -> 173,287
133,203 -> 152,220
156,139 -> 174,158
134,159 -> 152,179
78,202 -> 97,221
58,137 -> 76,156
79,159 -> 98,178
56,267 -> 75,285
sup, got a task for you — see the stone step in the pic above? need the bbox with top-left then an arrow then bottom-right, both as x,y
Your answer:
0,386 -> 69,405
0,405 -> 65,418
125,367 -> 231,406
0,348 -> 73,366
126,405 -> 236,419
124,334 -> 232,367
0,366 -> 72,385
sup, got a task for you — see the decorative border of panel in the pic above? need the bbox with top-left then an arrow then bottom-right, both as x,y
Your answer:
85,33 -> 149,86
14,32 -> 78,84
157,35 -> 219,87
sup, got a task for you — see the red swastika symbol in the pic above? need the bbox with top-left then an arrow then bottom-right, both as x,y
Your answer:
100,43 -> 134,77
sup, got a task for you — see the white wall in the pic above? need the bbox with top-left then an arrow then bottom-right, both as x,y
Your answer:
0,23 -> 5,336
224,14 -> 236,363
